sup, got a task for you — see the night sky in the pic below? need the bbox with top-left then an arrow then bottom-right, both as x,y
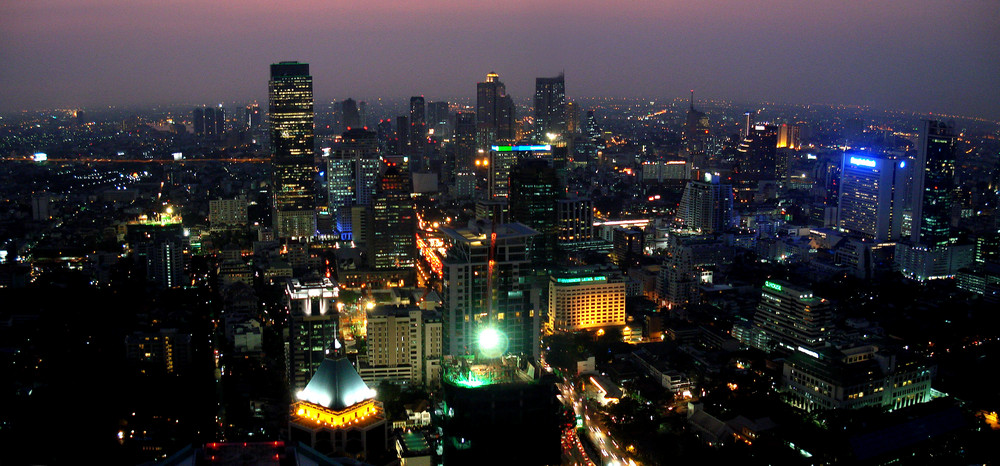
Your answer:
2,0 -> 999,118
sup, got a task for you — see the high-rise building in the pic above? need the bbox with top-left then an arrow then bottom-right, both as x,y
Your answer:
409,96 -> 425,153
395,115 -> 409,154
269,61 -> 316,238
837,152 -> 906,241
327,128 -> 380,237
488,144 -> 552,200
126,210 -> 187,289
677,173 -> 734,234
508,158 -> 560,263
911,120 -> 957,246
683,91 -> 709,152
358,307 -> 443,388
777,123 -> 801,149
534,73 -> 566,140
245,103 -> 262,130
476,72 -> 515,148
548,271 -> 626,332
342,98 -> 360,130
751,280 -> 831,352
440,222 -> 540,359
427,101 -> 450,139
209,197 -> 249,231
286,277 -> 340,391
371,161 -> 416,270
734,124 -> 778,202
192,107 -> 205,136
453,112 -> 476,170
555,197 -> 594,247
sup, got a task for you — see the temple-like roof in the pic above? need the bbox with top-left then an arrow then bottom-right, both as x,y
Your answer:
297,358 -> 375,411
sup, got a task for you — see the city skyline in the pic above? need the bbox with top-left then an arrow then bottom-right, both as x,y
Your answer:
2,1 -> 999,119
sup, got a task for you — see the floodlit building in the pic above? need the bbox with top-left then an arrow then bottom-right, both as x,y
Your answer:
548,271 -> 626,332
837,152 -> 906,241
751,280 -> 831,352
270,61 -> 316,238
290,358 -> 386,460
358,307 -> 443,388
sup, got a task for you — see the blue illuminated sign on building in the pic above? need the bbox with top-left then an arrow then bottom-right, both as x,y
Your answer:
491,145 -> 552,152
849,156 -> 877,168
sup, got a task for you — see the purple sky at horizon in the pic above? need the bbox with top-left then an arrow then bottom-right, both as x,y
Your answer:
2,0 -> 999,119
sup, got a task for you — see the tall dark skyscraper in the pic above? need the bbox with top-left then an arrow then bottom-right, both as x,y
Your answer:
372,161 -> 416,270
533,73 -> 566,140
911,120 -> 957,247
327,129 -> 380,237
427,101 -> 450,139
476,72 -> 515,149
342,98 -> 360,129
509,159 -> 560,263
269,61 -> 316,238
683,90 -> 709,152
734,124 -> 778,202
409,96 -> 425,153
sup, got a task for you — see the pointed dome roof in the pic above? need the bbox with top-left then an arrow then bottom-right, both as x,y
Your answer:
297,358 -> 375,411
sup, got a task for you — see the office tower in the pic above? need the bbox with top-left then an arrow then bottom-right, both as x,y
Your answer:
359,100 -> 368,127
358,307 -> 443,387
192,108 -> 205,136
752,280 -> 831,352
508,158 -> 560,263
453,112 -> 476,169
777,123 -> 801,149
30,193 -> 51,221
683,90 -> 709,152
565,101 -> 579,134
428,101 -> 450,139
837,152 -> 906,241
371,161 -> 416,270
476,72 -> 515,148
556,197 -> 594,247
677,173 -> 734,234
585,110 -> 600,141
375,119 -> 393,153
658,241 -> 699,310
342,98 -> 360,129
440,222 -> 540,359
396,115 -> 409,153
245,103 -> 262,130
734,124 -> 778,201
409,96 -> 425,152
911,120 -> 957,246
548,271 -> 625,332
611,227 -> 643,268
203,106 -> 217,138
487,144 -> 552,200
269,61 -> 316,238
289,358 -> 386,460
286,277 -> 340,391
742,112 -> 754,139
534,73 -> 566,140
215,104 -> 225,136
327,128 -> 380,237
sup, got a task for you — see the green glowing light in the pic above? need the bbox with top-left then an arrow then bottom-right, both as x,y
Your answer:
477,327 -> 507,358
764,281 -> 782,292
555,276 -> 605,284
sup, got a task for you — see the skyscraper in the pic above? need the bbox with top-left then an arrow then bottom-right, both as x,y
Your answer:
683,90 -> 709,152
327,128 -> 380,238
534,73 -> 566,140
734,124 -> 778,202
269,61 -> 316,238
409,96 -> 425,153
911,120 -> 957,246
342,98 -> 360,130
837,152 -> 906,241
677,173 -> 734,234
371,160 -> 416,270
440,222 -> 540,359
476,72 -> 515,149
508,158 -> 560,263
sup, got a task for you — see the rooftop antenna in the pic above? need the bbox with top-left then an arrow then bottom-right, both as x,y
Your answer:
689,89 -> 695,110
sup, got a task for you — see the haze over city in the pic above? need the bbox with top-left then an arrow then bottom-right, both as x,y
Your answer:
3,0 -> 999,118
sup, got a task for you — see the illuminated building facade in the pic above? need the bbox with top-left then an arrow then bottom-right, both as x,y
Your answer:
125,329 -> 193,375
290,358 -> 386,459
911,120 -> 957,247
209,197 -> 248,231
782,345 -> 934,413
678,173 -> 734,234
555,197 -> 594,246
327,128 -> 380,238
487,144 -> 552,200
548,272 -> 625,332
751,280 -> 831,352
126,210 -> 187,288
359,307 -> 442,388
734,124 -> 778,202
440,222 -> 540,359
269,61 -> 316,238
837,152 -> 906,241
533,73 -> 566,139
777,123 -> 801,149
371,161 -> 416,271
286,277 -> 341,391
